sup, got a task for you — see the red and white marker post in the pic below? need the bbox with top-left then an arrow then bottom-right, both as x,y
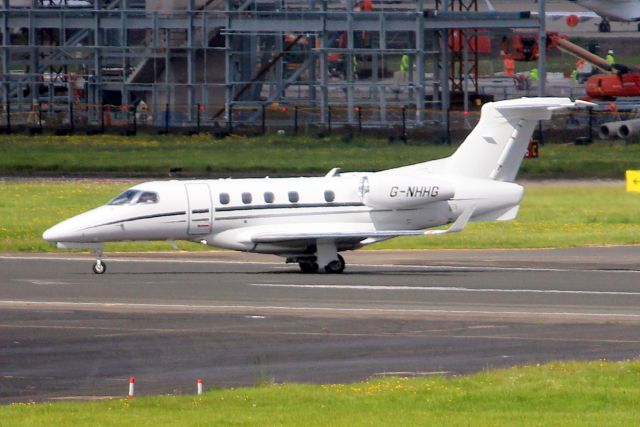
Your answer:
128,377 -> 135,398
197,378 -> 203,395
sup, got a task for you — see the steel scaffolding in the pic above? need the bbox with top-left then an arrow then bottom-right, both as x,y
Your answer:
0,0 -> 543,131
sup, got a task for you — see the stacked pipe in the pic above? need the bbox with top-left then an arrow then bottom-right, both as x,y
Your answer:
617,119 -> 640,139
599,118 -> 640,139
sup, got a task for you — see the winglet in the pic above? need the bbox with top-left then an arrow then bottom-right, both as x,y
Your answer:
574,99 -> 597,108
424,205 -> 476,236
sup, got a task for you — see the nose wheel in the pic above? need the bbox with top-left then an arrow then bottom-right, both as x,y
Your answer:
92,260 -> 107,274
92,248 -> 106,274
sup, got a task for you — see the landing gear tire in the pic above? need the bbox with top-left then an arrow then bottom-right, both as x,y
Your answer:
599,20 -> 611,33
324,254 -> 345,274
93,260 -> 106,274
299,262 -> 319,274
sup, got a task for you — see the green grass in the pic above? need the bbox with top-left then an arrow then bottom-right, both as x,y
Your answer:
0,133 -> 455,176
1,133 -> 640,178
2,181 -> 640,252
519,143 -> 640,179
2,361 -> 640,426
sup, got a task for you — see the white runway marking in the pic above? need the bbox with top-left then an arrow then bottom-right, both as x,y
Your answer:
351,263 -> 640,274
2,254 -> 639,274
0,255 -> 279,266
15,279 -> 73,286
1,299 -> 640,319
251,283 -> 640,297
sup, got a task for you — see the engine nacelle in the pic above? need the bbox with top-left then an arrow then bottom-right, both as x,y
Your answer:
362,175 -> 455,209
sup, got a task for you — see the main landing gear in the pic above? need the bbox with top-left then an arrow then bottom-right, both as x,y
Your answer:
298,254 -> 345,274
324,254 -> 346,274
598,18 -> 611,33
299,261 -> 319,274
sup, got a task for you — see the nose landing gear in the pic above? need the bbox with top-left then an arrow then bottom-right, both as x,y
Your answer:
92,259 -> 107,274
92,248 -> 106,274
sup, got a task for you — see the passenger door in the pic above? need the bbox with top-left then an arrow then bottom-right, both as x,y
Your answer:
185,183 -> 213,235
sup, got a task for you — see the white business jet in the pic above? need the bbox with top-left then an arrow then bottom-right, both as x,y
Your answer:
557,0 -> 640,32
486,0 -> 640,32
38,0 -> 93,8
43,97 -> 589,274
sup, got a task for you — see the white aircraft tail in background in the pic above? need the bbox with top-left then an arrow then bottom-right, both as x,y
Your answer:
486,0 -> 640,32
43,98 -> 592,274
567,0 -> 640,23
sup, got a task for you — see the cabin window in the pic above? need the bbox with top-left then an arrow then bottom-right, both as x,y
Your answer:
242,192 -> 253,204
219,193 -> 230,205
108,190 -> 140,206
288,191 -> 299,203
324,190 -> 335,203
264,191 -> 275,203
137,192 -> 159,204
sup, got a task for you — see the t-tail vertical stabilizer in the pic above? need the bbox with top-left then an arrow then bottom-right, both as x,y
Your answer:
385,98 -> 592,182
445,97 -> 586,182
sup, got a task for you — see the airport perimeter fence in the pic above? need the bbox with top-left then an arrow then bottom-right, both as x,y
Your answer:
1,100 -> 638,145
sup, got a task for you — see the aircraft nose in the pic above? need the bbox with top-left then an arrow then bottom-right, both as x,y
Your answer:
42,223 -> 70,242
43,220 -> 86,243
43,206 -> 115,244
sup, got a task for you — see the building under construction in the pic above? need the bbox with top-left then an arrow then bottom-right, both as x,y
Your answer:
0,0 -> 545,132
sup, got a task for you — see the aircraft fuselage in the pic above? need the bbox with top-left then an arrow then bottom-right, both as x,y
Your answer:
43,174 -> 523,256
574,0 -> 640,22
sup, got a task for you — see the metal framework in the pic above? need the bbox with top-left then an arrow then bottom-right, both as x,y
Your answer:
0,0 -> 543,131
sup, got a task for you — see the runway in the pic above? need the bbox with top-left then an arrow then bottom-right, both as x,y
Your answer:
1,247 -> 640,403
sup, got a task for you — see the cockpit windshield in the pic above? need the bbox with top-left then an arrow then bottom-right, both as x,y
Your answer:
108,190 -> 159,206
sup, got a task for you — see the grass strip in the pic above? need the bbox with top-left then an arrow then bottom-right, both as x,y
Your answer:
1,361 -> 640,426
1,181 -> 640,252
1,133 -> 640,178
0,134 -> 453,176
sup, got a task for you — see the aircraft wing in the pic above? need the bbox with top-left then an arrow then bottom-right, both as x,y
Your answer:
537,11 -> 600,22
251,205 -> 475,244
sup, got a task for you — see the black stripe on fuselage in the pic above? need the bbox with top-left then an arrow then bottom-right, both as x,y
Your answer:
84,211 -> 187,229
216,202 -> 365,212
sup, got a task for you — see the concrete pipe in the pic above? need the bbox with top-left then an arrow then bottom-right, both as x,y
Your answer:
617,118 -> 640,139
599,121 -> 626,139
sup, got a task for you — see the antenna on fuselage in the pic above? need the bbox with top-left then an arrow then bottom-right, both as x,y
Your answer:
325,167 -> 342,177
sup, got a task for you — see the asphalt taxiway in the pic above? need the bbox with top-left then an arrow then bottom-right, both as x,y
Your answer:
1,247 -> 639,403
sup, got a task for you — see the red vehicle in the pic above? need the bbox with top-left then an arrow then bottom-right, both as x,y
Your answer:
585,72 -> 640,101
501,32 -> 567,62
503,32 -> 640,101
